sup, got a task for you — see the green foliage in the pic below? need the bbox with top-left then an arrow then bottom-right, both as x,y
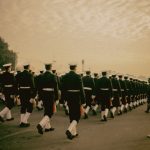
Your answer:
0,37 -> 17,69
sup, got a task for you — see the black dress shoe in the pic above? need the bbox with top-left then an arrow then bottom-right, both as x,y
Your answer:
147,135 -> 150,138
83,113 -> 88,119
0,116 -> 4,122
129,106 -> 132,111
65,109 -> 69,115
19,122 -> 26,127
132,106 -> 136,109
117,111 -> 122,115
65,130 -> 73,140
124,108 -> 127,113
103,115 -> 107,121
110,112 -> 114,118
45,127 -> 55,132
6,117 -> 14,121
92,110 -> 97,116
101,115 -> 107,122
37,124 -> 43,134
100,119 -> 106,122
25,123 -> 30,127
36,106 -> 43,111
19,122 -> 30,127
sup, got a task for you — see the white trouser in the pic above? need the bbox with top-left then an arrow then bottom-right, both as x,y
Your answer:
68,120 -> 77,135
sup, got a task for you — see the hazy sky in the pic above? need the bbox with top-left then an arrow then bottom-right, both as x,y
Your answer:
0,0 -> 150,78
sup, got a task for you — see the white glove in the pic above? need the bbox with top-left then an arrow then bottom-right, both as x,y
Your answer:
30,98 -> 35,103
0,93 -> 3,99
111,97 -> 114,101
59,104 -> 63,108
10,95 -> 15,99
35,95 -> 39,100
82,103 -> 86,107
91,95 -> 96,99
56,100 -> 59,105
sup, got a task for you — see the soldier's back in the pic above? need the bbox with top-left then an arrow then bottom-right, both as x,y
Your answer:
111,78 -> 119,88
97,76 -> 110,88
17,70 -> 33,86
40,71 -> 56,88
62,71 -> 81,89
82,76 -> 94,87
1,71 -> 15,85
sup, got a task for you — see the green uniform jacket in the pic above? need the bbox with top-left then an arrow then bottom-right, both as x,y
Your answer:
60,71 -> 85,104
16,70 -> 36,98
38,71 -> 59,101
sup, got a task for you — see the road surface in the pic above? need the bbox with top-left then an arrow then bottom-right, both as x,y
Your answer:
0,103 -> 150,150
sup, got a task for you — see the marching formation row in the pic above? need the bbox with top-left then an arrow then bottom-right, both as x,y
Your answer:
0,63 -> 150,140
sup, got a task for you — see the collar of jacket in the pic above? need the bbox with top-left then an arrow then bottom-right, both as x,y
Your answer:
45,70 -> 52,73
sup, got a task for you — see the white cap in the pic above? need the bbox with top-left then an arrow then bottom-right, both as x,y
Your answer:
23,63 -> 30,67
3,63 -> 12,67
10,70 -> 15,74
68,63 -> 77,67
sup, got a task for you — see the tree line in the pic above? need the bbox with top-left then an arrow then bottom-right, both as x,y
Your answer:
0,37 -> 17,70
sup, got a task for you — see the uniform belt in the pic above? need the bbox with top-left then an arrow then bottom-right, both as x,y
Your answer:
20,87 -> 30,89
84,87 -> 92,90
42,88 -> 54,91
4,85 -> 13,87
100,88 -> 109,91
67,90 -> 80,92
113,89 -> 118,91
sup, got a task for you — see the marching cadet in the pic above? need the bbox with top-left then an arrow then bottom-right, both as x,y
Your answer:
15,68 -> 22,106
134,79 -> 140,107
0,63 -> 17,122
145,78 -> 150,113
146,80 -> 150,138
16,64 -> 36,127
110,75 -> 122,116
92,71 -> 112,121
52,69 -> 60,88
140,81 -> 145,105
118,75 -> 128,113
129,78 -> 136,109
141,81 -> 146,104
0,68 -> 4,103
143,81 -> 148,103
0,69 -> 2,91
82,70 -> 95,119
92,73 -> 99,114
108,75 -> 115,118
60,74 -> 70,116
138,80 -> 144,105
52,69 -> 61,106
133,79 -> 138,107
93,73 -> 99,84
60,63 -> 85,140
35,70 -> 44,111
124,76 -> 132,110
36,63 -> 59,135
138,80 -> 141,105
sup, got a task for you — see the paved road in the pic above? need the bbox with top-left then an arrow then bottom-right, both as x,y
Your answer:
0,103 -> 150,150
